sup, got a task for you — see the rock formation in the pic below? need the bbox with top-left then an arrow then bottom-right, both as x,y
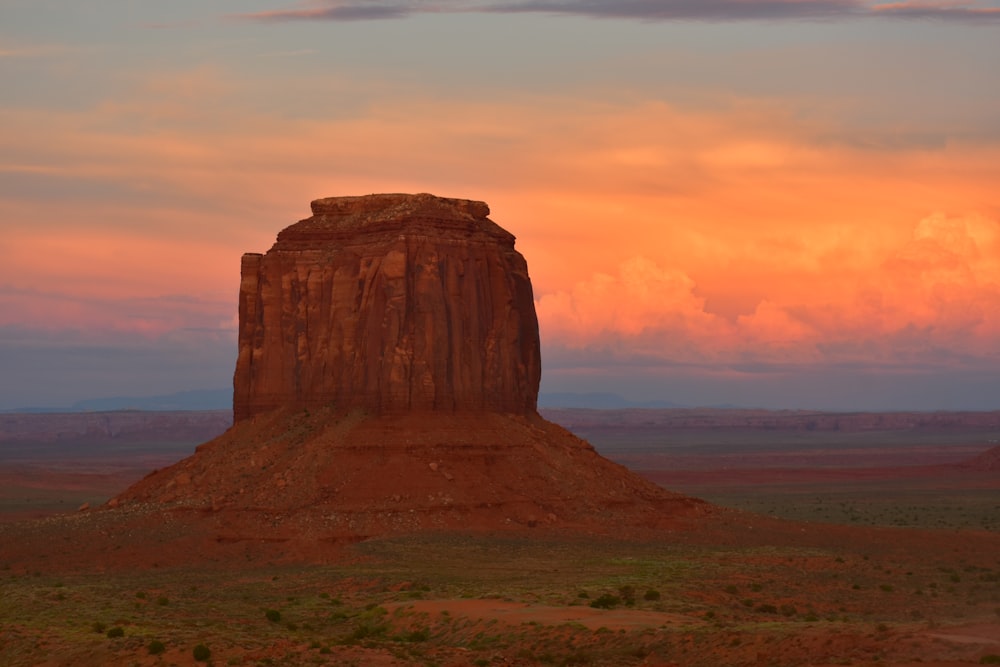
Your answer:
962,444 -> 1000,471
114,194 -> 704,550
234,193 -> 539,420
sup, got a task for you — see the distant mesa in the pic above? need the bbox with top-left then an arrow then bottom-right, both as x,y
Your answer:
538,392 -> 686,410
71,389 -> 233,412
113,194 -> 703,552
962,444 -> 1000,471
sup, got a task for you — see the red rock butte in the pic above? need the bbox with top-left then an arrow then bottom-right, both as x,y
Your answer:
234,193 -> 540,420
114,194 -> 704,547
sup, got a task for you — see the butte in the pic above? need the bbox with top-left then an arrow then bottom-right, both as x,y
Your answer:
115,194 -> 704,550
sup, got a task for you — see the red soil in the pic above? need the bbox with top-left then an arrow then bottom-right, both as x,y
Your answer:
0,407 -> 709,572
2,409 -> 998,667
384,598 -> 702,630
643,464 -> 1000,489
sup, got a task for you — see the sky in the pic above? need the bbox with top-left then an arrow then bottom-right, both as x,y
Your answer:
1,1 -> 999,411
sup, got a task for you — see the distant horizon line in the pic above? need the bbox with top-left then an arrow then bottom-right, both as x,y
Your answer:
2,388 -> 997,415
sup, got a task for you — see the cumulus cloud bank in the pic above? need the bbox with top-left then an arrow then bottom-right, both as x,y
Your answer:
536,212 -> 1000,372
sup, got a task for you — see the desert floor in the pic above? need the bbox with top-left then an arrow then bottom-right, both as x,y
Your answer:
1,409 -> 998,666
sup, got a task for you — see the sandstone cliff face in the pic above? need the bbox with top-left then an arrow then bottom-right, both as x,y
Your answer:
233,194 -> 541,420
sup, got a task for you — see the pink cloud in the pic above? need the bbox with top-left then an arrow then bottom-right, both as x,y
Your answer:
538,212 -> 1000,369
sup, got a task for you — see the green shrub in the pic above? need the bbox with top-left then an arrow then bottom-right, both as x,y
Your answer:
405,628 -> 429,642
589,594 -> 620,609
91,621 -> 106,634
349,622 -> 387,641
192,644 -> 211,662
755,603 -> 778,614
265,609 -> 281,623
148,639 -> 166,655
156,596 -> 169,606
980,655 -> 1000,665
643,589 -> 661,601
106,627 -> 125,639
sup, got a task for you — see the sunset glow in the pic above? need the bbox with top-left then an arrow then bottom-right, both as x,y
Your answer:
1,2 -> 998,409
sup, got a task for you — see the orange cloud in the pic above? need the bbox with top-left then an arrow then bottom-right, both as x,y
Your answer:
537,257 -> 723,349
539,212 -> 1000,370
0,223 -> 239,337
2,64 -> 998,377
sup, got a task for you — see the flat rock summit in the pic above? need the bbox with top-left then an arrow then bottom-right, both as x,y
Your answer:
95,194 -> 704,563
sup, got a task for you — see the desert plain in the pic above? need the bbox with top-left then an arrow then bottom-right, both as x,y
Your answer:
1,407 -> 998,667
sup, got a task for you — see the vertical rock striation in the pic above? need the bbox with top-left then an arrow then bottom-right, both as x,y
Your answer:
233,193 -> 541,420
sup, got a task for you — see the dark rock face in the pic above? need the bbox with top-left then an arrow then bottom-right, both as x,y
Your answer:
233,194 -> 541,421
